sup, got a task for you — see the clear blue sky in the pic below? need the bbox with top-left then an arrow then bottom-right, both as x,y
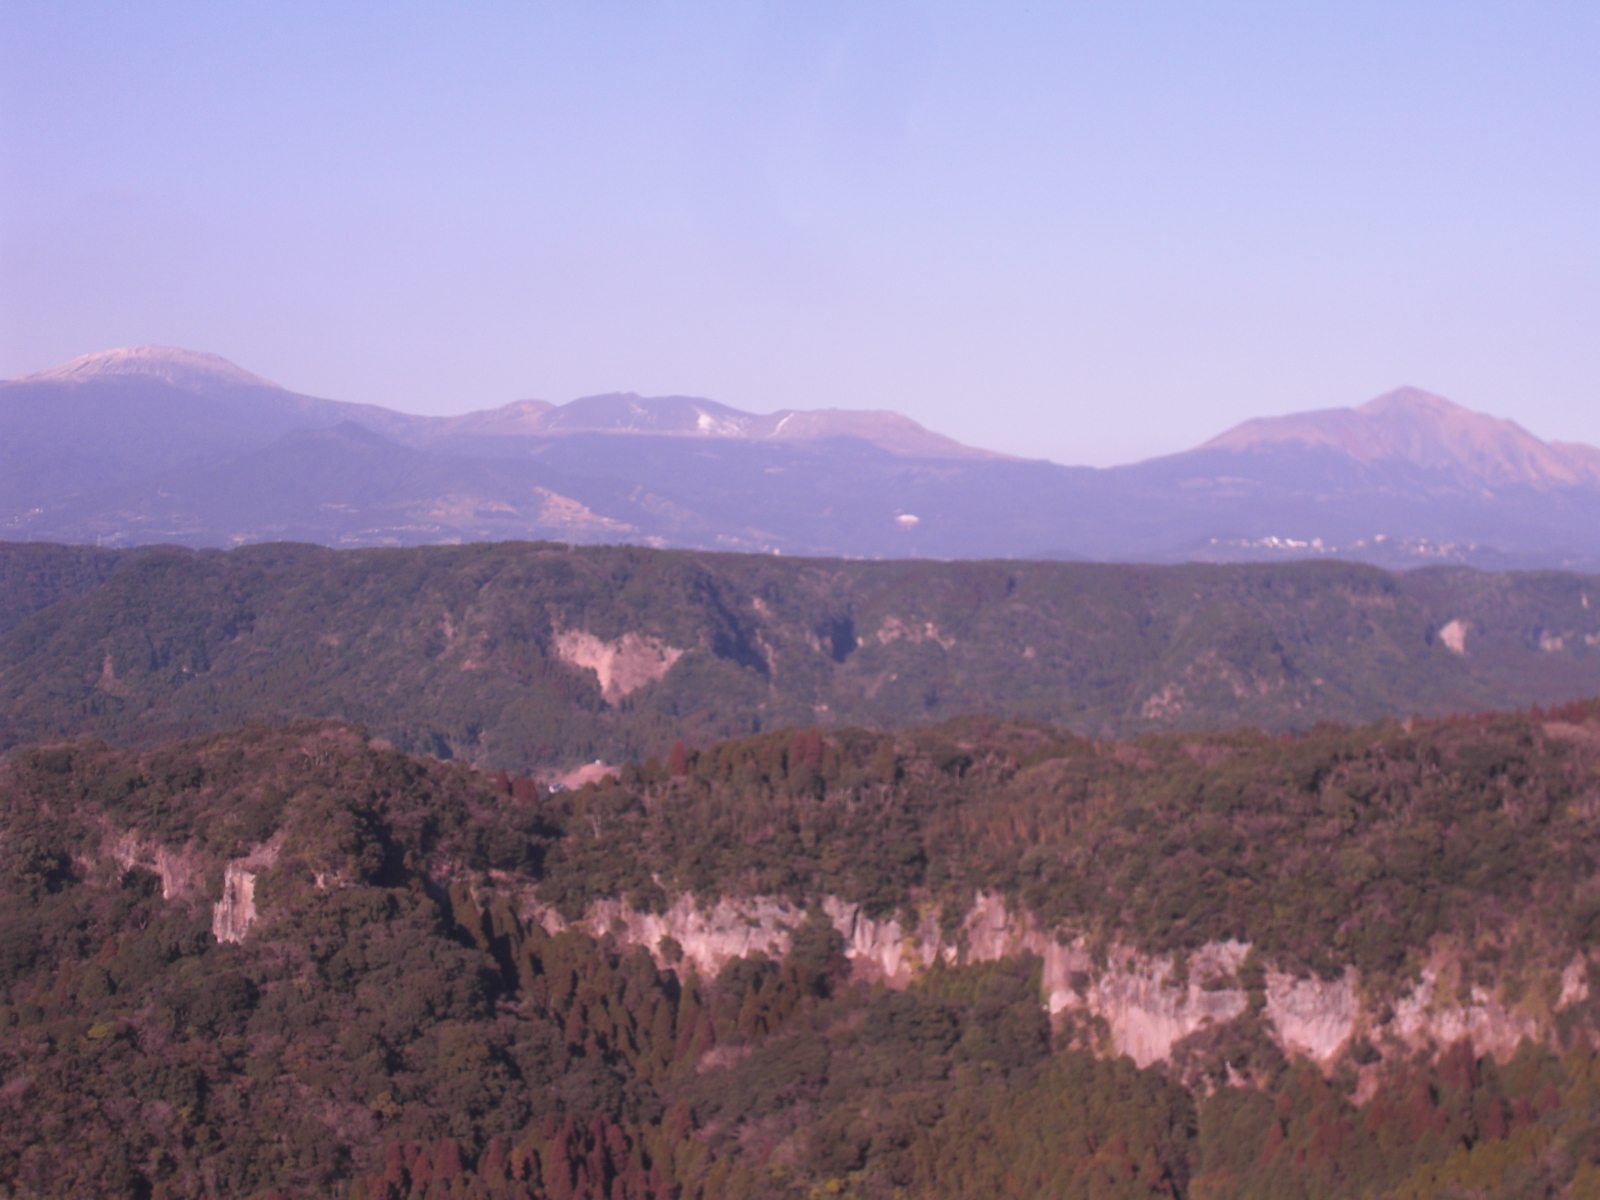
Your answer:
2,2 -> 1595,465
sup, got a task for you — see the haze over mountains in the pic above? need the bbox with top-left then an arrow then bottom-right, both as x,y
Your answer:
5,345 -> 1599,568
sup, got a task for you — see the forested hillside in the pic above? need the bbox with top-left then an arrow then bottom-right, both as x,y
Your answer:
2,540 -> 1599,771
6,708 -> 1600,1198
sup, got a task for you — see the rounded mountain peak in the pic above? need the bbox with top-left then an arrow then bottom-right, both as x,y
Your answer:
1200,386 -> 1600,488
13,345 -> 283,392
1356,386 -> 1464,417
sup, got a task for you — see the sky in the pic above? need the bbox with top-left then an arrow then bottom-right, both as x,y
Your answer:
1,3 -> 1596,467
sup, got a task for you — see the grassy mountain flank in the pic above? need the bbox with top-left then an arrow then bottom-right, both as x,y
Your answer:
7,709 -> 1600,1197
2,541 -> 1599,771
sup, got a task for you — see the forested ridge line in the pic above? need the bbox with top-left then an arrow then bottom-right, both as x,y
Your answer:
2,538 -> 1600,772
6,705 -> 1600,1196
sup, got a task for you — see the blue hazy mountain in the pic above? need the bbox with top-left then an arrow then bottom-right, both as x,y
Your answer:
6,346 -> 1599,568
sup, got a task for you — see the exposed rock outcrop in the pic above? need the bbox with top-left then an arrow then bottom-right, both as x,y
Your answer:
531,888 -> 1594,1071
552,630 -> 685,701
210,834 -> 285,944
1266,969 -> 1359,1062
873,616 -> 954,650
108,832 -> 208,902
1388,955 -> 1543,1062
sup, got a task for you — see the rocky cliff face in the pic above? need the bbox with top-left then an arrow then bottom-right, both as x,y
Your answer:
527,889 -> 1593,1071
99,829 -> 286,944
210,834 -> 284,944
171,820 -> 1590,1073
106,831 -> 209,901
551,630 -> 686,702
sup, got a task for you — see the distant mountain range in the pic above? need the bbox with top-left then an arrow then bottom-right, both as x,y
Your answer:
5,345 -> 1599,568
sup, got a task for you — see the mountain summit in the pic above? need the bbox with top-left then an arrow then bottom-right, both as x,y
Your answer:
418,391 -> 1005,459
1200,386 -> 1600,489
15,345 -> 284,393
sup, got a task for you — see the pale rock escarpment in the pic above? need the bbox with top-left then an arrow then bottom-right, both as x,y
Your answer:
537,894 -> 802,970
211,834 -> 285,944
1439,619 -> 1469,655
535,889 -> 1595,1070
552,631 -> 685,702
212,864 -> 259,946
817,898 -> 1255,1067
1081,945 -> 1253,1067
104,829 -> 283,945
1389,968 -> 1539,1061
534,891 -> 1262,1067
109,832 -> 208,901
1383,944 -> 1586,1062
1265,969 -> 1360,1062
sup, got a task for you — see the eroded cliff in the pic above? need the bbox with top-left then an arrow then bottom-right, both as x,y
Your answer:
523,888 -> 1594,1073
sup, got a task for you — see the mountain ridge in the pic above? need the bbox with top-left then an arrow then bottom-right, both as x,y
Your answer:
8,346 -> 998,461
7,346 -> 1600,568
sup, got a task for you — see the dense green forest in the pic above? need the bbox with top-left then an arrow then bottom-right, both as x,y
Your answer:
7,707 -> 1600,1198
2,540 -> 1600,771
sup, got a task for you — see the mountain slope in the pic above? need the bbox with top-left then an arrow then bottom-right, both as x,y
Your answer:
0,346 -> 400,515
27,422 -> 653,549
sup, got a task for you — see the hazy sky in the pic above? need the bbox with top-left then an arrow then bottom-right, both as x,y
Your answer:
2,3 -> 1595,466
